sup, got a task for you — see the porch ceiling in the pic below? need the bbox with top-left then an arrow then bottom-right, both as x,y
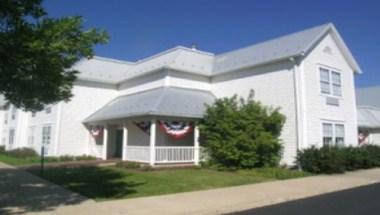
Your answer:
83,87 -> 216,123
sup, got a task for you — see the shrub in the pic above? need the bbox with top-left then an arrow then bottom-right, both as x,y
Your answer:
297,144 -> 380,174
116,161 -> 141,169
6,147 -> 38,158
199,91 -> 285,169
0,145 -> 5,153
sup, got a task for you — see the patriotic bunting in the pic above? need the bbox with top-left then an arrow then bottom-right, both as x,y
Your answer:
90,125 -> 103,138
158,121 -> 193,139
134,121 -> 151,135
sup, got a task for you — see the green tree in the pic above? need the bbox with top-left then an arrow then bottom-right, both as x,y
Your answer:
199,91 -> 286,169
0,0 -> 108,111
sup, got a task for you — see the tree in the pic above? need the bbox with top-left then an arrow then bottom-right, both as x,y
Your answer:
0,0 -> 108,111
199,91 -> 286,169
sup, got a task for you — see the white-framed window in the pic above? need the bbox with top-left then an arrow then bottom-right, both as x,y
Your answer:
9,129 -> 15,145
28,126 -> 35,146
11,106 -> 17,120
42,125 -> 51,145
45,107 -> 51,114
4,113 -> 8,125
322,122 -> 345,146
319,67 -> 342,97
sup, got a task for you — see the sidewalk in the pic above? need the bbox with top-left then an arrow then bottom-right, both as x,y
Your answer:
1,161 -> 380,215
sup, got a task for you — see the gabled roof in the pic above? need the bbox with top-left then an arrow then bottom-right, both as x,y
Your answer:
75,23 -> 361,84
83,87 -> 216,123
213,23 -> 361,74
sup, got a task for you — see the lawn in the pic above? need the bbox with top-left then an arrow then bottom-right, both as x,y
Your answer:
0,153 -> 41,166
28,166 -> 310,201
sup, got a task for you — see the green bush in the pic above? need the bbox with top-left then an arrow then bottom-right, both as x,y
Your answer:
297,145 -> 380,174
6,147 -> 38,158
0,145 -> 5,153
199,91 -> 285,169
116,161 -> 141,169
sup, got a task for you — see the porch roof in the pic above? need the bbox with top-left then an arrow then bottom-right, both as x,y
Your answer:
358,106 -> 380,129
83,87 -> 216,123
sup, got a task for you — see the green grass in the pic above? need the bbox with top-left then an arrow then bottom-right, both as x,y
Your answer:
28,166 -> 311,201
0,154 -> 41,166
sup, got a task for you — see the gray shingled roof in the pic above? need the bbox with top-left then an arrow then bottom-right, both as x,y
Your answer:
358,107 -> 380,129
84,87 -> 216,123
213,23 -> 360,74
356,86 -> 380,108
75,23 -> 360,83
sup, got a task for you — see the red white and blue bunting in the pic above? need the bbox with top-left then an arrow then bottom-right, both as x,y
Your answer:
90,125 -> 103,138
158,121 -> 193,139
134,121 -> 151,135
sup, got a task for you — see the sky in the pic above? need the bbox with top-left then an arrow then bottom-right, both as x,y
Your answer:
44,0 -> 380,88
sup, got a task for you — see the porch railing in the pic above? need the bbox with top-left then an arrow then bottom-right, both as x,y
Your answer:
125,146 -> 202,164
155,146 -> 196,163
125,146 -> 150,163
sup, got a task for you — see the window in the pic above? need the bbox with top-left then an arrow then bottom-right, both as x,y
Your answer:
31,112 -> 36,117
45,107 -> 51,114
42,126 -> 51,145
322,122 -> 345,146
28,126 -> 35,146
319,67 -> 342,97
4,113 -> 8,125
11,106 -> 17,120
9,129 -> 15,145
322,123 -> 333,145
335,124 -> 345,145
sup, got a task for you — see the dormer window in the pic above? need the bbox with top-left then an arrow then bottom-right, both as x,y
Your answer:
319,67 -> 342,97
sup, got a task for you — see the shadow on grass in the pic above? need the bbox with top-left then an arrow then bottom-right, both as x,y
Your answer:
30,167 -> 145,200
0,166 -> 144,215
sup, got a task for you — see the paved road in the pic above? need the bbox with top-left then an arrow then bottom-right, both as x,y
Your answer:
235,183 -> 380,215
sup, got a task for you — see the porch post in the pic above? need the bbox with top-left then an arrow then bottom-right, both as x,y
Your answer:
149,119 -> 156,166
102,125 -> 108,160
122,123 -> 128,161
194,124 -> 200,165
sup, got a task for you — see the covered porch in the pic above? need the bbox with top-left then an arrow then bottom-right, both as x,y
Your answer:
83,87 -> 215,166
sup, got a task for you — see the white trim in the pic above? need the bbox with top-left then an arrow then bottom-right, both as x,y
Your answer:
194,125 -> 200,165
122,123 -> 128,161
149,119 -> 156,166
102,125 -> 108,160
317,65 -> 343,98
53,102 -> 62,156
320,120 -> 346,146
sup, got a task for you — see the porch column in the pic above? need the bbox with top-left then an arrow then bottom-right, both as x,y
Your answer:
149,119 -> 156,166
194,124 -> 200,165
102,125 -> 108,160
122,123 -> 128,161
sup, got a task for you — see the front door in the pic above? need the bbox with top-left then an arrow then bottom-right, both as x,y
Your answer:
115,129 -> 123,158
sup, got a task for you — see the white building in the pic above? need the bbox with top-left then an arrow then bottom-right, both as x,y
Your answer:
0,23 -> 361,166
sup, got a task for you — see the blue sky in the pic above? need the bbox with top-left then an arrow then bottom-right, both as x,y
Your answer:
44,0 -> 379,87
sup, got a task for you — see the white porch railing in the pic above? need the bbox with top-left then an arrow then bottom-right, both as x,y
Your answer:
125,146 -> 202,164
125,146 -> 150,163
155,146 -> 196,163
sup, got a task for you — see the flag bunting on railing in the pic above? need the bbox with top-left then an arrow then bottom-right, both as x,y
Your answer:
90,125 -> 103,138
134,121 -> 151,135
158,121 -> 193,139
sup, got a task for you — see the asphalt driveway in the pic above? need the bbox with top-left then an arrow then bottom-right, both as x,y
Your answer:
234,183 -> 380,215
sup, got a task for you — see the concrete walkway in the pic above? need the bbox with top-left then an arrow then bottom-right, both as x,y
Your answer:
0,162 -> 93,215
1,162 -> 380,215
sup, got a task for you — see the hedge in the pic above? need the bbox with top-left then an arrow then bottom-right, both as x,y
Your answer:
297,145 -> 380,174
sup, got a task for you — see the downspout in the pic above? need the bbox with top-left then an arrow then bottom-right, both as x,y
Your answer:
290,53 -> 305,161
